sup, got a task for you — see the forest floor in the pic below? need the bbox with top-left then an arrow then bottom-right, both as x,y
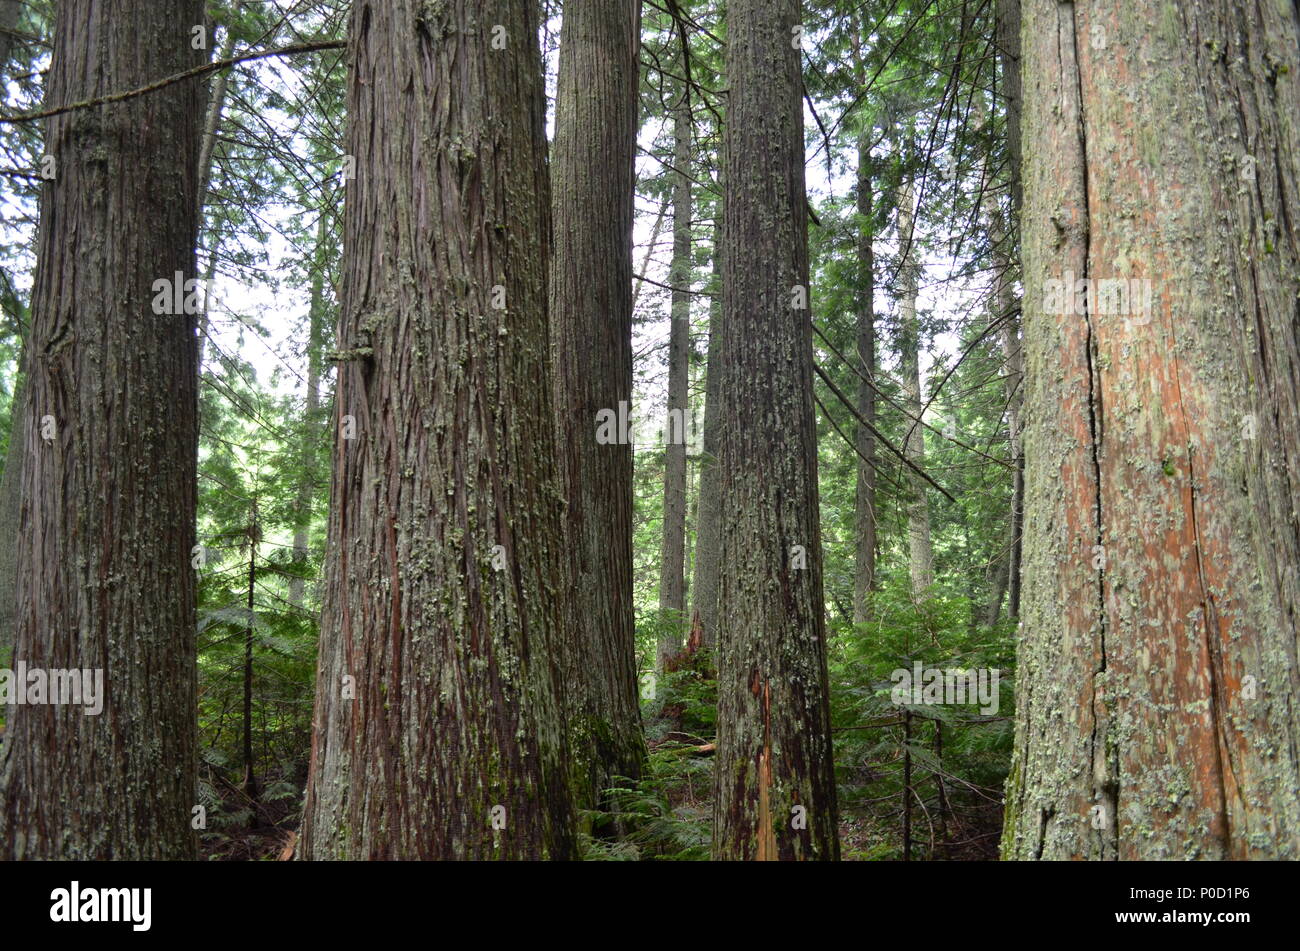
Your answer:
199,769 -> 300,861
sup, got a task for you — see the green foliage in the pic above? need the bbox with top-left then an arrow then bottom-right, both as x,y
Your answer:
584,750 -> 714,862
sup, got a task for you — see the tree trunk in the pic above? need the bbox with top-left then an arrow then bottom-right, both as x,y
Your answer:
897,169 -> 934,599
691,218 -> 722,648
712,0 -> 839,861
996,0 -> 1024,620
978,91 -> 1022,629
657,94 -> 692,670
0,0 -> 24,71
853,132 -> 877,625
197,29 -> 235,212
0,372 -> 23,661
0,0 -> 205,859
548,0 -> 645,811
0,0 -> 32,666
1003,0 -> 1300,860
299,0 -> 575,860
288,214 -> 327,609
242,513 -> 259,805
995,0 -> 1022,217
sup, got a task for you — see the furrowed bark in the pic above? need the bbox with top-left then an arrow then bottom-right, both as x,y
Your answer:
658,92 -> 692,670
0,0 -> 206,860
1004,0 -> 1300,860
549,0 -> 646,813
691,218 -> 723,648
299,0 -> 575,860
712,0 -> 839,861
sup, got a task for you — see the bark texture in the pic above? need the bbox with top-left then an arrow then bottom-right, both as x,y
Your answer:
1004,0 -> 1300,859
288,216 -> 327,610
0,0 -> 205,859
712,0 -> 839,861
658,95 -> 692,669
299,0 -> 575,860
691,225 -> 723,648
549,0 -> 645,809
0,373 -> 23,661
897,171 -> 934,599
996,0 -> 1024,621
853,134 -> 877,625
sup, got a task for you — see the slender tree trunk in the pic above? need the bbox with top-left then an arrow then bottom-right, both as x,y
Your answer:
0,0 -> 32,665
995,202 -> 1025,624
658,94 -> 692,670
0,0 -> 24,71
243,513 -> 259,805
901,709 -> 912,861
0,372 -> 23,661
897,170 -> 934,599
850,24 -> 877,628
977,91 -> 1022,628
1003,0 -> 1300,860
712,0 -> 839,861
0,0 -> 205,859
996,0 -> 1025,620
934,718 -> 949,847
195,28 -> 233,394
691,217 -> 722,648
853,133 -> 877,625
197,30 -> 235,212
632,198 -> 669,316
288,215 -> 327,609
996,0 -> 1022,217
548,0 -> 645,811
299,0 -> 574,860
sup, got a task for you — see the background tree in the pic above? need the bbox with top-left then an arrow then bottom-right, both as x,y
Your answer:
549,0 -> 646,816
712,0 -> 839,861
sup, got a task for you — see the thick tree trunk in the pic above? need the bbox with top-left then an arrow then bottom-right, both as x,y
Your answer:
299,0 -> 574,860
548,0 -> 645,809
853,133 -> 877,625
897,171 -> 934,599
658,95 -> 692,670
712,0 -> 839,861
1004,0 -> 1300,859
0,0 -> 205,859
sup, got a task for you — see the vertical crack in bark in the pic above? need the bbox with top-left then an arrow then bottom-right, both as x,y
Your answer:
1034,805 -> 1053,859
1170,321 -> 1236,854
1065,1 -> 1113,858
